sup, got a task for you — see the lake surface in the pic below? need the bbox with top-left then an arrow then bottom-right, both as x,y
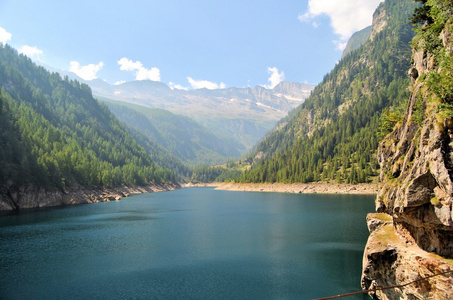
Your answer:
0,188 -> 374,299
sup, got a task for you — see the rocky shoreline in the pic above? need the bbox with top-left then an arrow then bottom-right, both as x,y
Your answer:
0,182 -> 181,211
211,182 -> 378,194
1,181 -> 377,212
362,213 -> 453,299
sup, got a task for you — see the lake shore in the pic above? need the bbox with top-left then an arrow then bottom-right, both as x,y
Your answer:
0,182 -> 182,211
212,182 -> 379,195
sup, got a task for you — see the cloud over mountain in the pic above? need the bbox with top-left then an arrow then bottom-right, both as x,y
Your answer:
187,77 -> 226,90
70,61 -> 104,81
169,82 -> 189,91
0,27 -> 12,44
18,45 -> 43,59
264,67 -> 285,89
118,57 -> 161,81
299,0 -> 383,49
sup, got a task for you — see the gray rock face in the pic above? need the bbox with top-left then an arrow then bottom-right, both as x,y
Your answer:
373,31 -> 453,257
362,214 -> 453,300
0,183 -> 181,211
362,15 -> 453,299
370,4 -> 388,41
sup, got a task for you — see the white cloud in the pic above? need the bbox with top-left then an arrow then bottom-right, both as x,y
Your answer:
298,12 -> 313,24
169,81 -> 189,91
187,77 -> 226,90
18,45 -> 43,59
0,27 -> 12,44
333,40 -> 348,51
69,61 -> 104,81
117,57 -> 161,81
299,0 -> 383,45
114,80 -> 126,85
117,58 -> 142,71
264,67 -> 285,89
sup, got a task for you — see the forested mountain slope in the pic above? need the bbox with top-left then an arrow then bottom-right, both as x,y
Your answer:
239,0 -> 417,184
102,98 -> 244,165
0,44 -> 176,209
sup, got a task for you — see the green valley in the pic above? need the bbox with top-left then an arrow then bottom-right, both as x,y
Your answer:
101,98 -> 244,165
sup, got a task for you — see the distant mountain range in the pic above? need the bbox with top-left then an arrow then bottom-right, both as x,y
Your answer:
37,60 -> 315,165
89,79 -> 315,150
44,62 -> 314,152
97,80 -> 314,114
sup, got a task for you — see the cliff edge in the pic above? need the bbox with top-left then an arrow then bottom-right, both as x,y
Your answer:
362,1 -> 453,298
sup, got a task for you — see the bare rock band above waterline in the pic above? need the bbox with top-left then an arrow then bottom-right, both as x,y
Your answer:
186,182 -> 379,195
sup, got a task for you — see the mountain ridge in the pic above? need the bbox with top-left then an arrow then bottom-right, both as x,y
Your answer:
237,0 -> 417,184
68,71 -> 315,150
41,61 -> 315,152
0,44 -> 178,210
342,25 -> 372,59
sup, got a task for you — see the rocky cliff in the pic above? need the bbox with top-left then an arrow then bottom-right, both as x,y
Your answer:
362,1 -> 453,298
0,182 -> 181,211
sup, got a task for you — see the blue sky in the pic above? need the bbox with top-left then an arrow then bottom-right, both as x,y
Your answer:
0,0 -> 383,89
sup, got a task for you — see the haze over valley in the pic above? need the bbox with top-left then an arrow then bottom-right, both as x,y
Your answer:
75,73 -> 315,153
2,1 -> 453,298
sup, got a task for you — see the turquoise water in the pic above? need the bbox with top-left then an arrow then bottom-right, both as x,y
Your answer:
0,188 -> 374,299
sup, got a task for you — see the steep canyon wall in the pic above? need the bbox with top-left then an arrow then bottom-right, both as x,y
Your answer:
362,2 -> 453,298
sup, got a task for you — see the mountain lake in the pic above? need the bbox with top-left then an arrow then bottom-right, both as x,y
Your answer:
0,187 -> 374,299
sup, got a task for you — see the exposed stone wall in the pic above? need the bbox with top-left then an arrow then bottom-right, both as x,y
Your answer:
362,213 -> 453,300
0,182 -> 181,211
362,11 -> 453,299
370,4 -> 388,41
